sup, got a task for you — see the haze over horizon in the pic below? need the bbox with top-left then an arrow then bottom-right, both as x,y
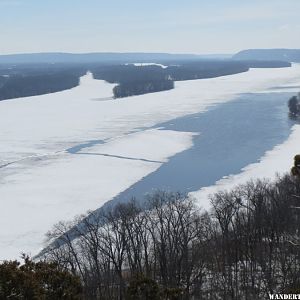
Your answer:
1,0 -> 300,55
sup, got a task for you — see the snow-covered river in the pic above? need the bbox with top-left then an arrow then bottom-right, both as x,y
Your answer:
1,65 -> 300,260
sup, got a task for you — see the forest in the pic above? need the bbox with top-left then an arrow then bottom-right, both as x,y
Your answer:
32,156 -> 300,300
0,64 -> 86,101
0,59 -> 291,101
88,61 -> 249,98
288,93 -> 300,117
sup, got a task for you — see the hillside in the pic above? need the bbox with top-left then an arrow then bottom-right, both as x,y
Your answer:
0,52 -> 227,64
233,48 -> 300,62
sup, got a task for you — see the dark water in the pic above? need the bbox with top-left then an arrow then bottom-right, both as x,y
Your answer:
102,92 -> 296,208
67,140 -> 105,154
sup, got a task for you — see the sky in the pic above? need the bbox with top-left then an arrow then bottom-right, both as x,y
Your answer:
1,0 -> 300,55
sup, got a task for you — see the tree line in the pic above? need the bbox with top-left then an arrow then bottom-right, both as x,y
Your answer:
91,62 -> 249,98
0,60 -> 292,101
39,170 -> 300,300
288,93 -> 300,117
0,64 -> 87,101
113,80 -> 174,98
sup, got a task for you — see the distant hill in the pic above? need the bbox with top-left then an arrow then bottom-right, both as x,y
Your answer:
1,50 -> 299,64
233,49 -> 300,62
0,52 -> 231,64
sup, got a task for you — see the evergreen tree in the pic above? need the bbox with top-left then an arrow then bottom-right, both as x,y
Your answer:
291,154 -> 300,176
288,94 -> 300,115
0,256 -> 82,299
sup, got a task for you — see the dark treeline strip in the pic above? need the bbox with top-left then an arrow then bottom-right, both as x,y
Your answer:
92,61 -> 250,98
0,64 -> 87,101
113,80 -> 174,98
91,65 -> 168,83
91,64 -> 174,98
0,59 -> 291,101
0,73 -> 80,100
242,60 -> 291,68
43,173 -> 300,300
165,61 -> 249,81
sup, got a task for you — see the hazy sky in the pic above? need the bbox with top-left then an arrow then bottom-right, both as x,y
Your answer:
1,0 -> 300,55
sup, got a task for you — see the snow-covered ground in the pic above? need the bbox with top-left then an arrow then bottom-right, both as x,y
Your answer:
125,62 -> 168,68
1,65 -> 300,260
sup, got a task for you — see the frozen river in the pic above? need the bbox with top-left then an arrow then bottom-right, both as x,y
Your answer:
1,65 -> 300,259
103,91 -> 297,208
